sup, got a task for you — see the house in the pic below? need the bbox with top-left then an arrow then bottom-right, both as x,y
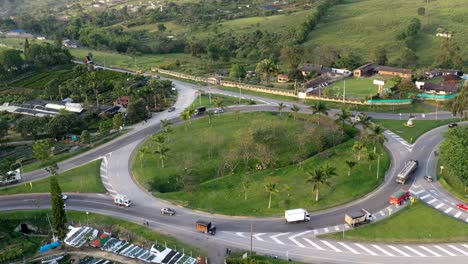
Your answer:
420,82 -> 459,94
443,74 -> 462,84
115,96 -> 130,108
425,68 -> 463,79
353,63 -> 378,77
6,29 -> 33,39
277,74 -> 289,83
376,66 -> 413,79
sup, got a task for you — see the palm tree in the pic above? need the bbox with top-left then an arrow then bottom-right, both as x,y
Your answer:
321,163 -> 337,178
345,160 -> 357,176
206,110 -> 214,125
242,179 -> 250,201
180,111 -> 191,131
264,181 -> 279,208
234,109 -> 241,120
154,144 -> 169,168
450,82 -> 467,119
215,99 -> 225,110
291,104 -> 300,120
352,141 -> 366,161
367,152 -> 376,170
277,102 -> 285,116
160,119 -> 172,133
138,146 -> 149,168
310,101 -> 329,125
370,124 -> 387,152
255,58 -> 278,83
335,107 -> 351,129
358,113 -> 372,129
306,167 -> 332,202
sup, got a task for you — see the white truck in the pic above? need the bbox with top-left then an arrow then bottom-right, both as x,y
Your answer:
285,209 -> 310,223
114,194 -> 132,207
396,160 -> 418,184
0,169 -> 21,186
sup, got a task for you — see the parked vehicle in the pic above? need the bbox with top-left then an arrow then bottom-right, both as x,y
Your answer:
424,175 -> 433,182
195,106 -> 206,115
396,160 -> 418,184
285,209 -> 310,223
114,194 -> 132,207
389,190 -> 410,206
456,203 -> 468,211
213,108 -> 224,114
448,123 -> 458,128
160,207 -> 175,216
0,169 -> 21,186
345,209 -> 372,227
196,220 -> 216,235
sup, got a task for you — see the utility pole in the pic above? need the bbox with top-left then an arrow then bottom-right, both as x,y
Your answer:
239,77 -> 242,104
46,214 -> 56,242
435,100 -> 439,120
250,220 -> 253,257
343,79 -> 346,103
376,154 -> 381,179
208,83 -> 212,104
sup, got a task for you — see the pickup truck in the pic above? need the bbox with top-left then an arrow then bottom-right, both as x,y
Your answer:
389,190 -> 410,206
114,194 -> 132,207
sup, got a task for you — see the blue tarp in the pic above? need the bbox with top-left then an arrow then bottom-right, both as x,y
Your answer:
39,241 -> 61,253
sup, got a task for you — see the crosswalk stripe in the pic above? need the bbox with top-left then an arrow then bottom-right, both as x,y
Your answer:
445,208 -> 452,214
372,245 -> 394,256
404,246 -> 426,257
253,233 -> 266,241
236,232 -> 245,237
388,245 -> 411,257
420,194 -> 431,200
288,231 -> 311,248
380,211 -> 385,216
355,243 -> 377,256
320,240 -> 342,252
411,189 -> 424,195
419,246 -> 442,257
427,198 -> 438,204
303,238 -> 324,250
454,211 -> 462,218
324,227 -> 329,233
448,245 -> 468,256
412,184 -> 420,188
434,246 -> 456,256
338,242 -> 359,254
270,233 -> 289,245
435,203 -> 445,209
313,229 -> 318,235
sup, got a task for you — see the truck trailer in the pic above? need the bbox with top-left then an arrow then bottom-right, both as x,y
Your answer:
285,209 -> 311,223
114,194 -> 132,207
345,209 -> 372,227
196,220 -> 216,235
389,190 -> 410,205
396,160 -> 418,184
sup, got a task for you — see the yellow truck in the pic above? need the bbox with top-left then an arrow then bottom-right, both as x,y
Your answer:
345,209 -> 372,227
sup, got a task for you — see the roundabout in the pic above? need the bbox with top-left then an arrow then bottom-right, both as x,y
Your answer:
1,66 -> 467,263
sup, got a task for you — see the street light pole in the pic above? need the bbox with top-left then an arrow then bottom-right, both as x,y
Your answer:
376,154 -> 381,179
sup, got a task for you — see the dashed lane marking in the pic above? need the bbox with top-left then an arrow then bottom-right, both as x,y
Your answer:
334,226 -> 340,231
419,246 -> 442,257
288,231 -> 311,248
253,233 -> 266,241
434,246 -> 456,257
435,203 -> 445,209
270,233 -> 289,245
338,242 -> 359,254
320,240 -> 342,252
388,245 -> 411,257
420,194 -> 431,200
427,198 -> 438,204
448,245 -> 468,256
444,208 -> 453,214
235,232 -> 245,237
303,238 -> 324,250
454,211 -> 462,218
404,246 -> 426,257
355,244 -> 377,256
372,245 -> 394,256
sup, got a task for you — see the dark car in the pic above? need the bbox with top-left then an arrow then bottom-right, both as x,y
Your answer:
448,123 -> 458,128
160,207 -> 175,216
423,176 -> 433,182
168,107 -> 176,112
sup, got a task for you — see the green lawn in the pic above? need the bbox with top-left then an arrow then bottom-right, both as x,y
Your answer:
0,160 -> 105,195
438,156 -> 468,203
133,112 -> 388,216
328,76 -> 396,99
321,202 -> 468,243
190,93 -> 256,109
228,254 -> 305,264
0,210 -> 202,263
372,118 -> 459,143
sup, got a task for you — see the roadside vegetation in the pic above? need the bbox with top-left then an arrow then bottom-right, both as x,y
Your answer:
0,160 -> 105,195
190,93 -> 257,109
133,111 -> 389,216
321,202 -> 468,243
227,254 -> 304,264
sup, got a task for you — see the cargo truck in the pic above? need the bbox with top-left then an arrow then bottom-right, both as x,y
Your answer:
345,209 -> 372,227
396,160 -> 418,184
114,194 -> 132,207
389,190 -> 410,206
285,209 -> 310,223
0,169 -> 21,186
196,220 -> 216,235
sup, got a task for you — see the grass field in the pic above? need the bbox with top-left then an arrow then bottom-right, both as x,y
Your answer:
0,210 -> 202,263
190,93 -> 256,109
303,0 -> 468,65
372,118 -> 459,143
438,156 -> 468,203
228,254 -> 304,264
0,160 -> 105,195
321,202 -> 468,243
327,76 -> 396,99
133,112 -> 388,216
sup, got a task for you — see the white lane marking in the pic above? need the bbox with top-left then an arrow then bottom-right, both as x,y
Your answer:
388,245 -> 411,257
404,246 -> 426,257
419,246 -> 442,257
288,231 -> 311,248
420,194 -> 431,200
434,246 -> 456,256
444,208 -> 453,214
411,189 -> 424,195
454,211 -> 462,218
344,224 -> 350,229
334,226 -> 340,231
355,243 -> 377,256
412,184 -> 420,188
338,242 -> 359,254
435,203 -> 445,209
253,233 -> 266,241
372,245 -> 394,256
427,198 -> 438,204
324,227 -> 329,233
303,238 -> 324,250
270,233 -> 289,245
235,232 -> 245,237
379,211 -> 385,216
320,240 -> 342,252
463,244 -> 468,249
448,245 -> 468,256
313,229 -> 318,235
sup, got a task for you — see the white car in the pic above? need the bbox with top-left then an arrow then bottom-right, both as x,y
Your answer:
213,109 -> 224,114
61,194 -> 68,200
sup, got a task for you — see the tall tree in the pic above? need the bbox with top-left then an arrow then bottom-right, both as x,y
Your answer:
345,160 -> 357,176
277,102 -> 285,116
50,175 -> 67,239
255,58 -> 278,83
264,181 -> 279,209
229,63 -> 246,80
310,101 -> 329,125
0,49 -> 24,74
280,45 -> 304,70
450,82 -> 467,118
112,113 -> 123,130
439,126 -> 468,193
291,104 -> 300,120
352,141 -> 366,161
335,107 -> 351,129
80,130 -> 90,144
306,166 -> 332,202
436,38 -> 464,69
0,120 -> 9,140
242,179 -> 250,201
370,124 -> 387,151
33,139 -> 53,162
154,144 -> 170,168
371,47 -> 388,65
